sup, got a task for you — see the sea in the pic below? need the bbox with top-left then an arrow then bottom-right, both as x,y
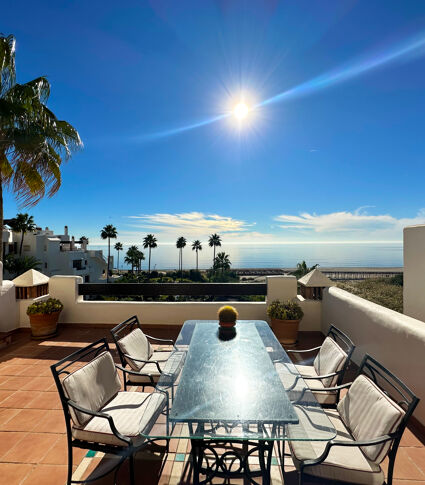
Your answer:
88,242 -> 403,270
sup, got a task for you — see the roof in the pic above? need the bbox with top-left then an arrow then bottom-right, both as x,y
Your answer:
298,268 -> 334,287
13,270 -> 49,287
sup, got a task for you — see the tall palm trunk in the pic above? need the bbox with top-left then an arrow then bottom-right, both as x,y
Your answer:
196,249 -> 199,271
0,179 -> 3,263
117,250 -> 120,275
107,237 -> 110,283
19,231 -> 24,256
148,247 -> 151,273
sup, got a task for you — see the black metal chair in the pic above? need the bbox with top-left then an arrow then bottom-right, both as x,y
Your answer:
51,338 -> 169,485
289,354 -> 419,485
110,315 -> 176,390
286,325 -> 355,405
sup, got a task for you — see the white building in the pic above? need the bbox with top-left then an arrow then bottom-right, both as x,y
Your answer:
2,224 -> 107,282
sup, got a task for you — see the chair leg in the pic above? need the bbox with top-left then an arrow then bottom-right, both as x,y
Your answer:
129,454 -> 135,485
66,440 -> 73,485
298,469 -> 304,485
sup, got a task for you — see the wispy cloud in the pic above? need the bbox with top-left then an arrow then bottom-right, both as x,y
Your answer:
274,208 -> 425,239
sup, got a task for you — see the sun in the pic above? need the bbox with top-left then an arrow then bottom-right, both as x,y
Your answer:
233,102 -> 250,120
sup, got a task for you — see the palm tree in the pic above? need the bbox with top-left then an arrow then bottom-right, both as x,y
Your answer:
143,234 -> 157,274
192,240 -> 202,271
100,224 -> 117,282
136,250 -> 145,273
80,236 -> 89,244
114,242 -> 123,274
292,261 -> 319,279
208,233 -> 222,267
176,236 -> 187,280
0,34 -> 82,262
124,245 -> 139,273
214,252 -> 231,275
9,213 -> 36,255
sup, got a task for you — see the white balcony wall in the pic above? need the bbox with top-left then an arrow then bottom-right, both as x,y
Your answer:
404,224 -> 425,322
322,286 -> 425,427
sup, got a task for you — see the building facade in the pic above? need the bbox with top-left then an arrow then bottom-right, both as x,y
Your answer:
2,224 -> 107,282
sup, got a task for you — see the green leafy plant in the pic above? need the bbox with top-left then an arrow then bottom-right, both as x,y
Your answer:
218,305 -> 238,323
267,300 -> 304,320
27,298 -> 63,315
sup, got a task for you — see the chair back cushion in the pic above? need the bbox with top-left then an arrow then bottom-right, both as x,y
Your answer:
117,328 -> 153,371
62,351 -> 121,427
314,337 -> 347,387
337,374 -> 404,463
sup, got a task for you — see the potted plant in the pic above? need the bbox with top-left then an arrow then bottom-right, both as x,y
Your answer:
26,298 -> 63,339
267,299 -> 304,345
218,305 -> 238,328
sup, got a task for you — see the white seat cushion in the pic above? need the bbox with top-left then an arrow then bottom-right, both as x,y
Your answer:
72,391 -> 166,447
338,375 -> 404,463
62,351 -> 121,426
118,328 -> 153,371
151,350 -> 172,362
314,337 -> 348,387
128,351 -> 185,385
295,364 -> 338,405
289,408 -> 385,485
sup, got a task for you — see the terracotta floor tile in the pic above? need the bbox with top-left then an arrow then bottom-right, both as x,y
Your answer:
0,376 -> 10,386
21,375 -> 55,391
0,463 -> 33,484
0,431 -> 26,460
401,427 -> 425,447
22,364 -> 54,377
3,432 -> 61,464
0,408 -> 47,432
0,389 -> 13,404
0,390 -> 41,409
383,448 -> 425,480
33,409 -> 66,433
0,408 -> 19,426
41,435 -> 86,466
0,375 -> 34,390
21,463 -> 69,485
0,364 -> 26,376
406,447 -> 425,475
26,390 -> 61,409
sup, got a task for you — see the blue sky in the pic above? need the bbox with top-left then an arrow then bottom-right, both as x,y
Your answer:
3,0 -> 425,245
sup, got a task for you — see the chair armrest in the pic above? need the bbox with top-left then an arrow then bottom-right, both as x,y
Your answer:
67,399 -> 131,445
302,433 -> 397,468
301,370 -> 340,381
286,346 -> 322,354
115,364 -> 156,386
307,381 -> 352,392
122,353 -> 163,373
145,335 -> 175,346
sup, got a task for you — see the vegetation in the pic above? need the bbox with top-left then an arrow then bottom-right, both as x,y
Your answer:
114,242 -> 123,274
124,245 -> 144,273
176,236 -> 187,280
8,213 -> 36,255
218,305 -> 238,323
80,236 -> 89,244
213,251 -> 231,275
3,254 -> 40,278
267,299 -> 304,320
143,234 -> 157,273
292,261 -> 319,279
208,233 -> 222,267
0,34 -> 82,262
192,240 -> 202,271
337,277 -> 403,313
100,224 -> 117,281
27,297 -> 63,315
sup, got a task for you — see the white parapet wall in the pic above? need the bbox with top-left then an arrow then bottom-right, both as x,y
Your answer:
322,286 -> 425,427
404,224 -> 425,322
42,274 -> 323,330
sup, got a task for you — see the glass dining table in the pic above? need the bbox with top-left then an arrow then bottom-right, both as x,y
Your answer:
147,320 -> 336,484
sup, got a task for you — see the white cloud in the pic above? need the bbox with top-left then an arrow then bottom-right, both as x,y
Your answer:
274,208 -> 425,240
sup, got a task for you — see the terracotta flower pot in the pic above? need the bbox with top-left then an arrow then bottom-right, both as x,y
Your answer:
271,318 -> 300,345
219,321 -> 236,328
29,311 -> 61,340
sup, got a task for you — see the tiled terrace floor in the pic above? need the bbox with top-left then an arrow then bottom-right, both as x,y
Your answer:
0,327 -> 424,484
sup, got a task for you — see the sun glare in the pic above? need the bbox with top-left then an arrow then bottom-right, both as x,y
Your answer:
233,102 -> 249,120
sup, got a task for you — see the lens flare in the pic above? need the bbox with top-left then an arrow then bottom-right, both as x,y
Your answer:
233,102 -> 249,120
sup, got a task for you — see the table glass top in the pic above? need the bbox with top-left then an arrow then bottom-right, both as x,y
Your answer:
145,320 -> 336,442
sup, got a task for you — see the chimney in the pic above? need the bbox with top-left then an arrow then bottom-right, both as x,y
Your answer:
64,225 -> 68,236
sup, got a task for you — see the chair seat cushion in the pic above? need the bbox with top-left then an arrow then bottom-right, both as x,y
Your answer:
128,351 -> 185,385
72,391 -> 166,447
289,409 -> 385,485
118,328 -> 153,371
151,350 -> 172,362
295,364 -> 338,405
